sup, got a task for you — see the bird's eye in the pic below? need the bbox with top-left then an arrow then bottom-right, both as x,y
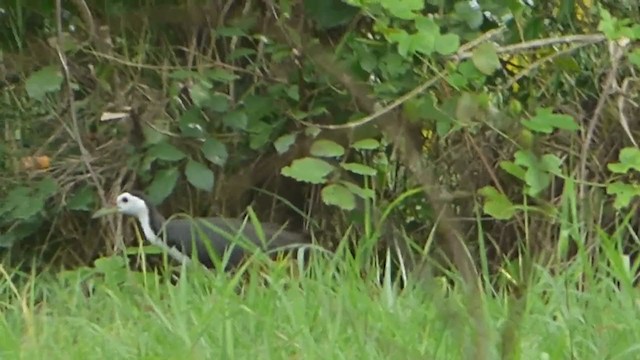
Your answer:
122,197 -> 129,203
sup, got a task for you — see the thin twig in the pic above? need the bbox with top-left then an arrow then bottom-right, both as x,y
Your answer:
577,40 -> 627,257
454,33 -> 606,61
616,77 -> 639,147
500,42 -> 593,91
295,75 -> 443,130
579,39 -> 627,199
54,0 -> 119,249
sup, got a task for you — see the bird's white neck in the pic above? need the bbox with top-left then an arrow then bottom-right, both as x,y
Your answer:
137,211 -> 158,243
136,210 -> 192,265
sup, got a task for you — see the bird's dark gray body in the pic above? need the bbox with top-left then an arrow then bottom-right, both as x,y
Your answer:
132,191 -> 309,269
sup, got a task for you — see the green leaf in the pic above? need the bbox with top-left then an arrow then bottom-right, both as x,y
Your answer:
310,139 -> 345,157
540,154 -> 563,175
185,160 -> 215,191
471,43 -> 501,75
341,181 -> 375,199
229,48 -> 257,61
303,0 -> 359,29
435,33 -> 460,55
522,108 -> 580,134
454,1 -> 484,29
410,18 -> 439,56
223,110 -> 249,130
352,138 -> 380,150
0,222 -> 41,248
168,69 -> 196,80
514,150 -> 555,196
148,142 -> 186,162
178,108 -> 206,138
67,186 -> 96,211
36,177 -> 58,198
359,52 -> 377,72
499,161 -> 526,181
281,157 -> 335,184
216,27 -> 247,37
415,16 -> 439,33
606,181 -> 640,209
244,94 -> 275,120
25,65 -> 63,101
0,187 -> 30,217
201,138 -> 228,166
190,82 -> 212,108
12,196 -> 45,220
321,184 -> 356,210
341,162 -> 377,176
629,49 -> 640,68
204,68 -> 240,82
248,121 -> 273,150
94,256 -> 128,286
609,147 -> 640,173
380,0 -> 424,19
455,92 -> 480,123
597,8 -> 620,39
146,168 -> 180,204
286,85 -> 300,101
274,132 -> 298,154
204,94 -> 230,112
305,126 -> 321,138
478,186 -> 517,220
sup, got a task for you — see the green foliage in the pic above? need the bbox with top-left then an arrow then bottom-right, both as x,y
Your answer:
321,183 -> 356,210
3,0 -> 640,297
351,138 -> 380,151
274,132 -> 299,154
597,8 -> 640,40
201,138 -> 228,166
521,108 -> 580,134
281,157 -> 336,184
66,186 -> 98,212
24,65 -> 63,101
471,43 -> 501,75
6,4 -> 640,358
303,0 -> 359,29
608,147 -> 640,173
310,139 -> 345,158
479,107 -> 580,220
281,137 -> 380,210
147,168 -> 180,204
147,142 -> 186,162
382,16 -> 461,58
606,147 -> 640,209
185,159 -> 215,192
341,162 -> 376,176
478,186 -> 517,220
0,177 -> 58,246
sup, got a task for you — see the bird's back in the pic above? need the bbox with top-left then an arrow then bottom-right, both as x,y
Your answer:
160,216 -> 309,269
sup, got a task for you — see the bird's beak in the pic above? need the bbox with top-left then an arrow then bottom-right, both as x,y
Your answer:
92,205 -> 119,219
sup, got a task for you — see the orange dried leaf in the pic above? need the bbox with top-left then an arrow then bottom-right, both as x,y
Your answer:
20,155 -> 51,170
35,156 -> 51,169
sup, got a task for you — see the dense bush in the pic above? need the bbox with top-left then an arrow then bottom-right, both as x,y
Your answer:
1,0 -> 639,288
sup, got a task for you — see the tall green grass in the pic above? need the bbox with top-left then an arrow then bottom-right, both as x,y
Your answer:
0,225 -> 639,360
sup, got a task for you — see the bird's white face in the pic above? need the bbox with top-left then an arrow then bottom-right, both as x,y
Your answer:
116,192 -> 148,218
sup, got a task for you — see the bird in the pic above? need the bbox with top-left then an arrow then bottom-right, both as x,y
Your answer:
93,190 -> 311,270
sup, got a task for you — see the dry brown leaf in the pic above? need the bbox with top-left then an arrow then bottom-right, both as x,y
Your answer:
21,156 -> 51,171
100,112 -> 129,122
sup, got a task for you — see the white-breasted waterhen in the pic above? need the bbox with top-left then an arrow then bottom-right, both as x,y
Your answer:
93,191 -> 311,270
